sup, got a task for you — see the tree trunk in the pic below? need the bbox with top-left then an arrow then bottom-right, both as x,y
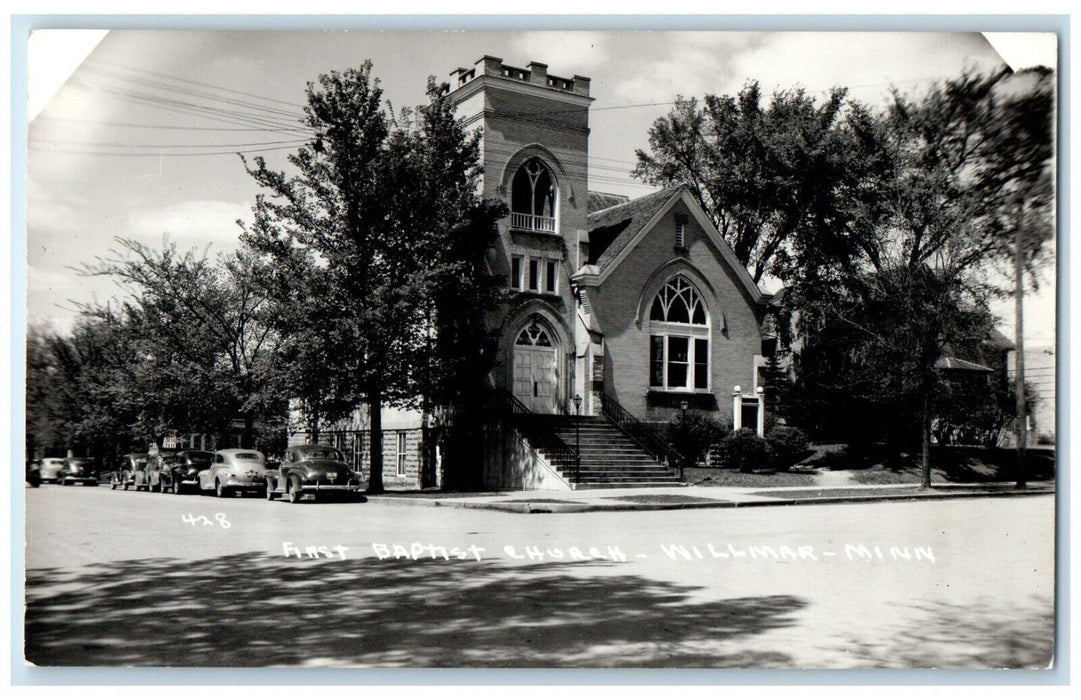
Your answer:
367,387 -> 385,494
242,413 -> 254,449
920,389 -> 932,489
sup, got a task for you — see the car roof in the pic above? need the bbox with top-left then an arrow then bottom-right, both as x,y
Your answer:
216,448 -> 265,456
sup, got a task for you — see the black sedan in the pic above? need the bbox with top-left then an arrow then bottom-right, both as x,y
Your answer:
58,457 -> 99,487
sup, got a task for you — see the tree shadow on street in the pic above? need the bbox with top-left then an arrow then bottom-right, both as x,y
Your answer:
26,553 -> 805,668
833,596 -> 1054,669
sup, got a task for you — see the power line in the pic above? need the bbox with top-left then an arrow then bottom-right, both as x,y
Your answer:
31,137 -> 310,150
86,58 -> 306,109
35,116 -> 307,132
31,143 -> 304,158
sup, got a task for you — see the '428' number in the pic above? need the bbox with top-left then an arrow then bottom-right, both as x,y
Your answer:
181,513 -> 231,529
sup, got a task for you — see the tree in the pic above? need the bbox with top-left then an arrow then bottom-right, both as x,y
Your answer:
781,69 -> 1054,487
81,239 -> 285,451
241,64 -> 503,493
633,82 -> 885,283
26,313 -> 144,463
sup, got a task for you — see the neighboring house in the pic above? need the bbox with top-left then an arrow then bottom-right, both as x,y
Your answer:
287,403 -> 431,489
442,56 -> 772,489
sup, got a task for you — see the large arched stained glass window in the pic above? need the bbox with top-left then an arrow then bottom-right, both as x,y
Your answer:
648,277 -> 710,391
510,158 -> 557,233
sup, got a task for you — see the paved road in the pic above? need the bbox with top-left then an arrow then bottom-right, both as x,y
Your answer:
23,484 -> 1056,669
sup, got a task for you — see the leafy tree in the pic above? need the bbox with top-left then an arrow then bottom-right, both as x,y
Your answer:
633,82 -> 885,283
82,239 -> 284,451
26,314 -> 143,463
241,64 -> 503,493
782,69 -> 1054,487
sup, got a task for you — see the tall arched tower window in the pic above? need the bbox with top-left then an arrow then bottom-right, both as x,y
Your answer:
510,158 -> 557,233
648,276 -> 710,391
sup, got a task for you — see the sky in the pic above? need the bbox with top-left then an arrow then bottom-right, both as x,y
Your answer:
24,28 -> 1058,346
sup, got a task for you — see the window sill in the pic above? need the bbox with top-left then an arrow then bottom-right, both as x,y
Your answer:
646,390 -> 718,411
509,226 -> 563,238
511,289 -> 562,299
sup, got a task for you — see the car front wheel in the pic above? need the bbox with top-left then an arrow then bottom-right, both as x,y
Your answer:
215,480 -> 228,498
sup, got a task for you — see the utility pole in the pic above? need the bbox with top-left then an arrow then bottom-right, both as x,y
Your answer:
1014,194 -> 1028,489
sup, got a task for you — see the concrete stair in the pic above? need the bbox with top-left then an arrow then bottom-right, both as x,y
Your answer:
523,415 -> 682,489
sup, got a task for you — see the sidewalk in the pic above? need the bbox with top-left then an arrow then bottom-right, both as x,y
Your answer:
364,480 -> 1056,514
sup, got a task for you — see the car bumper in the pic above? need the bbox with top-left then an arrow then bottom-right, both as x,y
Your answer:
298,483 -> 361,493
63,476 -> 98,484
226,476 -> 266,489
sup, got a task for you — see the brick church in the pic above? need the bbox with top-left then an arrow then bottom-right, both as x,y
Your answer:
445,56 -> 774,489
296,56 -> 773,490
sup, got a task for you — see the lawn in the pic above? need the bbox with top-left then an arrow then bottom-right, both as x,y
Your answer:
683,467 -> 818,488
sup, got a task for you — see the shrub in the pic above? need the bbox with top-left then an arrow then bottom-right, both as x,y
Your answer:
715,428 -> 772,473
667,411 -> 727,470
765,425 -> 809,471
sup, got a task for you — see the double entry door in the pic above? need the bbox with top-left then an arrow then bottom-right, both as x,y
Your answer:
513,344 -> 560,414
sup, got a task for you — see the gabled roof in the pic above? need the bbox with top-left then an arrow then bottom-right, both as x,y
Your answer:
587,190 -> 632,213
584,185 -> 766,305
985,328 -> 1016,351
934,355 -> 993,373
587,186 -> 683,269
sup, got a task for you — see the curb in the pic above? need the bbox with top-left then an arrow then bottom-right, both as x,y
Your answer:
364,486 -> 1055,514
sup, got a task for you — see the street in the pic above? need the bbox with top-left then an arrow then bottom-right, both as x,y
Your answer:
23,484 -> 1055,669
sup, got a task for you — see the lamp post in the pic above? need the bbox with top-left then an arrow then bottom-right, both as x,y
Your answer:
573,394 -> 583,484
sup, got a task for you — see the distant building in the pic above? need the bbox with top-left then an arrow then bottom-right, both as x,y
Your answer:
1008,344 -> 1056,443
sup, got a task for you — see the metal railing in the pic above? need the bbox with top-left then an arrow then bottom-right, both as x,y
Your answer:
494,389 -> 581,483
510,212 -> 557,233
600,392 -> 684,479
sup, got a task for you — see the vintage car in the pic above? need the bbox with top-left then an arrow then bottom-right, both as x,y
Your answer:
160,449 -> 214,495
197,449 -> 268,498
265,444 -> 362,503
39,457 -> 66,484
112,453 -> 150,491
145,450 -> 178,493
58,457 -> 99,487
26,460 -> 41,487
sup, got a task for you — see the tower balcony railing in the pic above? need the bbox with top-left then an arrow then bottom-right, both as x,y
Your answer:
511,212 -> 557,233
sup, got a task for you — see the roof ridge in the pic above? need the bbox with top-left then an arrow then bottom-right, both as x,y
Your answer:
587,184 -> 682,218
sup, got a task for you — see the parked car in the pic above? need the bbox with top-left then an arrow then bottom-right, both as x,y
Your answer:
161,449 -> 214,495
145,450 -> 178,493
112,453 -> 150,491
58,457 -> 99,487
198,449 -> 269,498
26,460 -> 41,487
39,457 -> 66,484
265,444 -> 362,503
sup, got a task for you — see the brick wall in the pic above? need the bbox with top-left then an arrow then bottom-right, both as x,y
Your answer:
593,199 -> 763,423
304,428 -> 425,489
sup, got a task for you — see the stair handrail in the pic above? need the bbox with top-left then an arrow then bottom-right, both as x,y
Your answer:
493,389 -> 581,482
600,392 -> 684,477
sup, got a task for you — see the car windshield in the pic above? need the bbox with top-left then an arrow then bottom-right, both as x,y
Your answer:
234,452 -> 262,461
299,448 -> 343,461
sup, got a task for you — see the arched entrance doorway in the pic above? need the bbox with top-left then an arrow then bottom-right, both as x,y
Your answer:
512,316 -> 562,414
